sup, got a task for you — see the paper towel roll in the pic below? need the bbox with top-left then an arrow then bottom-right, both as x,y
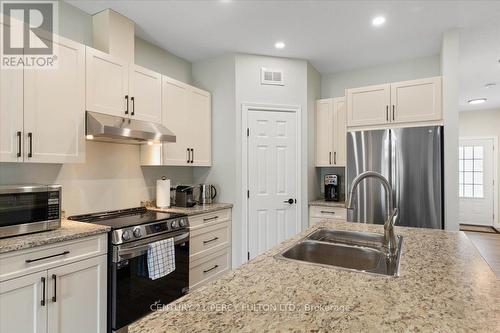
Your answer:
156,177 -> 171,208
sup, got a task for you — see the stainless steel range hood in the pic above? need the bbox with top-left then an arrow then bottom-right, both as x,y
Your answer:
86,111 -> 176,144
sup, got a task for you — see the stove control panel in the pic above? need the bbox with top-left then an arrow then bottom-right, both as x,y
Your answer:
112,216 -> 189,245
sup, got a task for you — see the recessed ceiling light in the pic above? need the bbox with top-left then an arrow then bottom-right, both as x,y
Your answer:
485,83 -> 497,88
274,41 -> 285,49
372,16 -> 386,26
468,98 -> 487,105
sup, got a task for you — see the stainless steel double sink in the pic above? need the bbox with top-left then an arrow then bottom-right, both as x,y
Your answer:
275,228 -> 403,277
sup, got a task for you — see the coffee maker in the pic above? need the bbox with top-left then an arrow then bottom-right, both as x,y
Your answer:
324,174 -> 340,202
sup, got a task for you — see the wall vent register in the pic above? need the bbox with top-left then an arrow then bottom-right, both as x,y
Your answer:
261,67 -> 284,86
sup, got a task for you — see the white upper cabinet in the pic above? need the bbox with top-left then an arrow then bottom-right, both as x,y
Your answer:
390,77 -> 442,124
0,67 -> 23,162
316,99 -> 333,166
24,36 -> 85,164
347,83 -> 391,127
346,77 -> 443,129
0,271 -> 47,333
315,97 -> 346,167
128,64 -> 162,123
85,47 -> 129,117
161,76 -> 190,165
189,87 -> 211,166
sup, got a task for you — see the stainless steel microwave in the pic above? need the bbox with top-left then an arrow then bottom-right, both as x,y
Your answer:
0,185 -> 61,238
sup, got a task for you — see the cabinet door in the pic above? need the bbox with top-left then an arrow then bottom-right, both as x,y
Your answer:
162,76 -> 190,165
189,87 -> 211,166
47,255 -> 107,333
0,66 -> 23,162
129,64 -> 162,123
23,36 -> 85,163
334,97 -> 347,166
391,77 -> 442,124
316,99 -> 333,166
347,83 -> 390,127
0,271 -> 47,333
86,47 -> 129,117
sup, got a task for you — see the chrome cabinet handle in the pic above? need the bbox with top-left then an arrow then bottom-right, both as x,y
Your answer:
28,132 -> 33,158
203,237 -> 219,244
51,274 -> 57,302
203,265 -> 218,274
125,95 -> 129,115
41,277 -> 46,306
25,250 -> 70,263
17,131 -> 22,157
131,96 -> 135,116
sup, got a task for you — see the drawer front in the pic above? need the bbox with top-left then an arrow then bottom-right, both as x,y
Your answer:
189,248 -> 230,290
310,206 -> 347,220
190,221 -> 229,262
0,234 -> 107,281
189,209 -> 231,228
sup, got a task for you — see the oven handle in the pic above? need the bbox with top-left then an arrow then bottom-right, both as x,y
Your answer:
116,231 -> 189,260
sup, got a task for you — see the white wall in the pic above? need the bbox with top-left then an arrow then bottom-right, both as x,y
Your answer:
441,30 -> 460,231
459,108 -> 500,229
307,62 -> 321,201
321,55 -> 441,98
0,1 -> 195,214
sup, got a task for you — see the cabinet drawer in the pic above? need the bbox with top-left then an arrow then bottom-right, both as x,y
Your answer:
309,206 -> 347,220
0,234 -> 107,282
189,209 -> 231,228
189,248 -> 230,290
190,221 -> 229,262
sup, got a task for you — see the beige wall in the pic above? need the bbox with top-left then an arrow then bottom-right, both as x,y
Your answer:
0,1 -> 194,215
459,108 -> 500,228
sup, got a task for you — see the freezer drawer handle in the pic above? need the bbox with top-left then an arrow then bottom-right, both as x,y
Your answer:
203,265 -> 219,274
25,251 -> 70,263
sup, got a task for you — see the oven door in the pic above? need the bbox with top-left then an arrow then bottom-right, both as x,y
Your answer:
110,230 -> 189,331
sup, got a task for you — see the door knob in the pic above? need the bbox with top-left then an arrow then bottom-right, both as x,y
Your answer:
283,198 -> 294,204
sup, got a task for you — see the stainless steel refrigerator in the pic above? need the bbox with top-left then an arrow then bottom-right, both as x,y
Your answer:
346,126 -> 443,229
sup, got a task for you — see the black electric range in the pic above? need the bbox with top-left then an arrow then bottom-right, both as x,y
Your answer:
69,207 -> 190,332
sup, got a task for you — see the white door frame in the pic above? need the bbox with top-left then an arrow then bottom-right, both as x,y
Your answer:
459,136 -> 498,227
241,103 -> 302,262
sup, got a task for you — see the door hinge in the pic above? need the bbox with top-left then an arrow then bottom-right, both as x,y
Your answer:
247,128 -> 249,137
247,252 -> 250,260
247,190 -> 250,198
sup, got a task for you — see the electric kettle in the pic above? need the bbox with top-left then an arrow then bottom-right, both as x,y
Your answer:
198,184 -> 217,204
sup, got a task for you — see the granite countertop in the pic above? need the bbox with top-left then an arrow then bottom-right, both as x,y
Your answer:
148,203 -> 233,216
130,220 -> 499,332
0,219 -> 110,254
309,199 -> 345,208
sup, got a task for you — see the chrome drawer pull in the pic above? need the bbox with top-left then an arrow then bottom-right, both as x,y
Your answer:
203,216 -> 218,222
203,237 -> 219,244
25,251 -> 70,263
320,211 -> 336,214
203,265 -> 219,274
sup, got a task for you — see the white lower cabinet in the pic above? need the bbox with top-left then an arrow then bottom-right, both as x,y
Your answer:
0,235 -> 107,333
309,205 -> 347,226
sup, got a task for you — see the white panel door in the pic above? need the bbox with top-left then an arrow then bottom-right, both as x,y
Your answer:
162,76 -> 190,165
316,98 -> 333,166
347,83 -> 390,127
85,46 -> 129,117
0,271 -> 47,333
333,97 -> 347,166
248,110 -> 298,259
47,255 -> 107,333
23,36 -> 85,163
129,64 -> 162,123
0,66 -> 23,162
459,138 -> 495,226
189,87 -> 211,166
391,77 -> 442,123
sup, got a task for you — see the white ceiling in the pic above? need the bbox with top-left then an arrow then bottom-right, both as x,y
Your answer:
67,0 -> 500,74
459,22 -> 500,112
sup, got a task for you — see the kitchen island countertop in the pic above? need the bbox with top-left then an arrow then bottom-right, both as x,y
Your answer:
129,220 -> 499,333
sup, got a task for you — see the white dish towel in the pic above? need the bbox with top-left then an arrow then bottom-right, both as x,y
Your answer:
147,238 -> 176,280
